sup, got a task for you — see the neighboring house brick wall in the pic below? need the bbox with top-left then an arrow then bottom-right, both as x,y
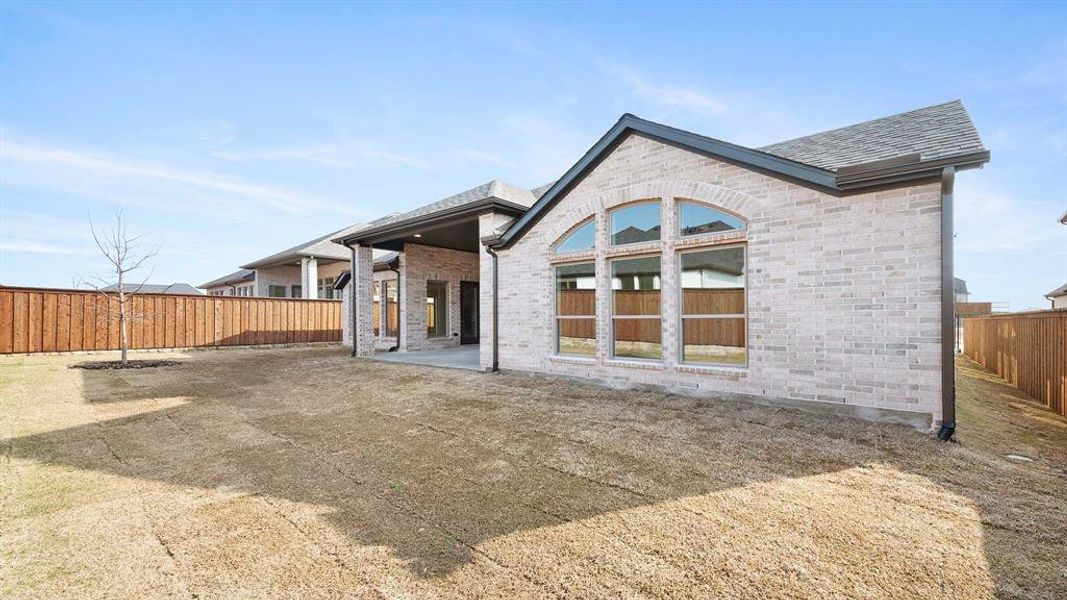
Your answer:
494,133 -> 944,425
204,282 -> 254,296
255,265 -> 301,297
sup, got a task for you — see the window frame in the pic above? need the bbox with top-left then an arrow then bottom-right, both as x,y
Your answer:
677,243 -> 748,367
317,277 -> 335,300
608,200 -> 662,248
425,280 -> 448,338
383,280 -> 398,337
554,261 -> 597,357
554,216 -> 597,254
676,200 -> 747,238
609,253 -> 663,361
268,284 -> 286,298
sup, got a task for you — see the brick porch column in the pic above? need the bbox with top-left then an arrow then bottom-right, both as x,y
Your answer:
351,245 -> 375,357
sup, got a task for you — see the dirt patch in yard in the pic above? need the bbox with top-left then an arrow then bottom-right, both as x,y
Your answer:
1,348 -> 1064,599
70,359 -> 179,370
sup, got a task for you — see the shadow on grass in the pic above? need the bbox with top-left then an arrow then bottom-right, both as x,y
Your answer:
4,349 -> 1065,596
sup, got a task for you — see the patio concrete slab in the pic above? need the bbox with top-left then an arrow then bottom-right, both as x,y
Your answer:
371,344 -> 482,371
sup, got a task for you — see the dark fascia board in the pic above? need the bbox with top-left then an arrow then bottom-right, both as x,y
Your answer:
240,253 -> 348,270
490,113 -> 991,250
836,150 -> 990,190
492,114 -> 840,250
333,198 -> 527,247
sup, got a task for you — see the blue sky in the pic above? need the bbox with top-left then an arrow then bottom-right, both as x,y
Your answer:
1,1 -> 1064,309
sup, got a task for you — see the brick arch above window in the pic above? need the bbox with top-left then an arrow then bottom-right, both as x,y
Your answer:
538,179 -> 759,246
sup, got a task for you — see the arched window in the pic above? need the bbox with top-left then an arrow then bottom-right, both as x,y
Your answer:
610,202 -> 661,246
678,202 -> 745,237
555,219 -> 595,254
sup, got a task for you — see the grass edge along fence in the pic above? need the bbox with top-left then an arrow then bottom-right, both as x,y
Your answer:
0,286 -> 342,354
963,309 -> 1067,417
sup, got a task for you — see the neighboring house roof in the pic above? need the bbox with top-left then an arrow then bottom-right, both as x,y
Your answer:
332,252 -> 400,289
953,277 -> 969,295
1046,283 -> 1067,299
198,269 -> 255,289
491,101 -> 989,250
530,181 -> 556,199
102,283 -> 203,295
333,179 -> 539,246
758,100 -> 985,171
241,222 -> 370,269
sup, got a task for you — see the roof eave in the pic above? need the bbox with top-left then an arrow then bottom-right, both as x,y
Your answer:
490,115 -> 991,250
835,150 -> 991,191
491,115 -> 840,250
334,197 -> 528,247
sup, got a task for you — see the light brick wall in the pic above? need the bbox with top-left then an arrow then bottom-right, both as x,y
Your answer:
341,248 -> 479,353
341,269 -> 397,349
479,212 -> 517,369
494,133 -> 944,425
399,243 -> 480,352
254,265 -> 301,297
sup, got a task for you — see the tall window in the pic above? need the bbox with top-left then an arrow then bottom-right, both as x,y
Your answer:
611,256 -> 661,359
291,285 -> 302,298
680,246 -> 746,365
268,285 -> 286,298
426,281 -> 448,337
317,277 -> 336,299
373,283 -> 381,336
679,202 -> 745,237
555,219 -> 595,254
610,202 -> 661,246
555,263 -> 596,356
383,281 -> 398,337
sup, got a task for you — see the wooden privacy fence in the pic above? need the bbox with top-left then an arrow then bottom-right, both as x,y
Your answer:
556,288 -> 746,345
963,309 -> 1067,417
0,286 -> 342,354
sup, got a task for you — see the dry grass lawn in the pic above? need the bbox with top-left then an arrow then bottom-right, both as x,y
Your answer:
1,347 -> 1064,599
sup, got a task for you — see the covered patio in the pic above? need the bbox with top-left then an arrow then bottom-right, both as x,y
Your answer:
371,345 -> 482,371
333,180 -> 538,370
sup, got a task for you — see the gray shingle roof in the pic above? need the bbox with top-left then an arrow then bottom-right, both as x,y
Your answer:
103,283 -> 203,295
198,269 -> 255,289
241,222 -> 369,269
1046,283 -> 1067,298
758,100 -> 985,171
346,180 -> 537,235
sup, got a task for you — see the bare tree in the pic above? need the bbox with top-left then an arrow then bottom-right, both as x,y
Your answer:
79,210 -> 159,365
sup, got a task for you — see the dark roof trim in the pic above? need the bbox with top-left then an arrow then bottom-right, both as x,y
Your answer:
334,197 -> 527,247
489,113 -> 990,250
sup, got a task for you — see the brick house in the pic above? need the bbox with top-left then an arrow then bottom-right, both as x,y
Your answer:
337,101 -> 989,438
199,224 -> 372,299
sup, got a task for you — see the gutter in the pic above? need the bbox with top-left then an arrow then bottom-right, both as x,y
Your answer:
485,245 -> 500,372
938,166 -> 957,441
